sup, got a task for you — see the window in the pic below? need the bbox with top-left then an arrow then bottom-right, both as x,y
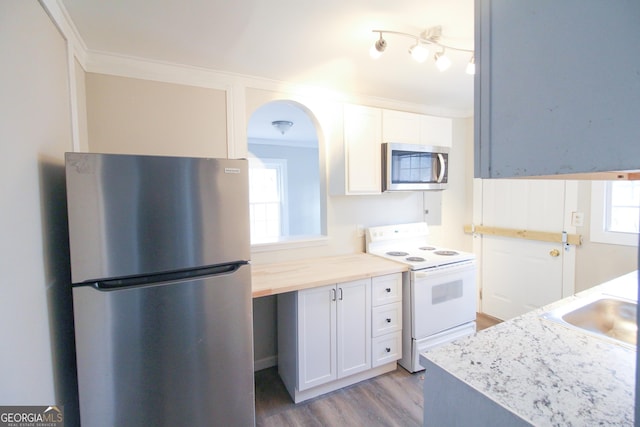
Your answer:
590,181 -> 640,246
248,158 -> 288,244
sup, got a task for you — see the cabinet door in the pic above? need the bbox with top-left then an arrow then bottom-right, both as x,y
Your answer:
343,104 -> 382,194
382,110 -> 420,144
336,279 -> 371,378
475,0 -> 640,178
297,284 -> 336,391
419,115 -> 452,148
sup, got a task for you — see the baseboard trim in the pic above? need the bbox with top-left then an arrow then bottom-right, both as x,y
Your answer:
288,362 -> 397,404
254,355 -> 278,372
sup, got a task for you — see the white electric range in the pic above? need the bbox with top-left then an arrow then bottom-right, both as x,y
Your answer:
366,222 -> 478,372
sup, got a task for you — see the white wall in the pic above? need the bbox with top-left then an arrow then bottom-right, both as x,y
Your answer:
0,1 -> 77,422
574,181 -> 638,292
85,73 -> 228,158
424,117 -> 475,252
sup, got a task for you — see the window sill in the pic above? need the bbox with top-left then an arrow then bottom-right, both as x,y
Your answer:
251,235 -> 329,253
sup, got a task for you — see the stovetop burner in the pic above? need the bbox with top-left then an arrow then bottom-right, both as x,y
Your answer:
386,251 -> 409,257
434,250 -> 459,256
366,222 -> 476,269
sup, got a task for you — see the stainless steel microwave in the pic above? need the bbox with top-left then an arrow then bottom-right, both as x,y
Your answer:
382,143 -> 449,191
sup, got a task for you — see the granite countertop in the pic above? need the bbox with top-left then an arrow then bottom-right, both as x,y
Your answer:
251,253 -> 408,298
420,272 -> 638,426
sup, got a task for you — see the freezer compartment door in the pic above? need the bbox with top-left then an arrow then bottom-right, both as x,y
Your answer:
73,264 -> 255,427
65,153 -> 250,283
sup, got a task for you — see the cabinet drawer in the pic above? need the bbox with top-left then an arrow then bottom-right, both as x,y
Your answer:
372,331 -> 401,367
371,273 -> 402,307
371,302 -> 402,337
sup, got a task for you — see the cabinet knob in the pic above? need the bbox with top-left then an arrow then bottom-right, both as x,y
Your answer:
549,249 -> 560,257
385,288 -> 391,293
386,318 -> 391,323
385,347 -> 391,353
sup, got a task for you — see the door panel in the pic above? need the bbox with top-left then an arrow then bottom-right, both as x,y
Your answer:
482,237 -> 563,320
298,284 -> 336,390
73,265 -> 255,427
480,179 -> 575,320
337,279 -> 371,378
66,153 -> 250,283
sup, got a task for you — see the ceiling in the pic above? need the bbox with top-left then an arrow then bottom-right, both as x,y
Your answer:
61,0 -> 475,116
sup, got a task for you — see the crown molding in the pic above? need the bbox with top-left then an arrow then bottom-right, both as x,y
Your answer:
39,0 -> 88,67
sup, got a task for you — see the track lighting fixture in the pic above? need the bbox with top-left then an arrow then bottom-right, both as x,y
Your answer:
434,49 -> 451,72
370,26 -> 474,74
465,56 -> 476,75
369,33 -> 387,59
409,41 -> 429,63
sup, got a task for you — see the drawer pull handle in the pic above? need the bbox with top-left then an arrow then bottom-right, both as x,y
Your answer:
385,347 -> 391,353
385,288 -> 391,293
386,318 -> 391,323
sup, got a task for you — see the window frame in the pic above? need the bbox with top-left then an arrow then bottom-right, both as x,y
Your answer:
590,181 -> 639,246
248,158 -> 289,244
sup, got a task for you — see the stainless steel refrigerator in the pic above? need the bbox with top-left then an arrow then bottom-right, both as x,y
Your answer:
65,152 -> 255,426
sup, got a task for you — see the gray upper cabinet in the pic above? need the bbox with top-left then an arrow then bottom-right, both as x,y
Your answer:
475,0 -> 640,179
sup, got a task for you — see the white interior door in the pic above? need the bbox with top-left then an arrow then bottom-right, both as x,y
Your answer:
477,179 -> 577,320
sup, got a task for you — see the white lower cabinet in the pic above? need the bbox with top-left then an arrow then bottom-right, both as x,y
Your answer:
278,273 -> 402,403
371,274 -> 402,367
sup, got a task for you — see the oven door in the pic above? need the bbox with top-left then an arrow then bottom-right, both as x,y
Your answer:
411,260 -> 476,339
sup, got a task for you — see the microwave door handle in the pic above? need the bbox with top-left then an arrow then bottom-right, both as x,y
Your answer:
437,153 -> 446,183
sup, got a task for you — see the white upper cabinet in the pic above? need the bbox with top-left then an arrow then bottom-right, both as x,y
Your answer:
335,104 -> 382,195
332,105 -> 454,195
475,0 -> 640,178
382,110 -> 421,145
419,115 -> 453,148
383,110 -> 452,147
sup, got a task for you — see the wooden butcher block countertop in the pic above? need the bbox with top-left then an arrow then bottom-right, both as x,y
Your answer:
251,253 -> 408,298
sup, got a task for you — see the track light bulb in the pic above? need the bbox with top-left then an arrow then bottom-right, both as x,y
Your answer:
435,51 -> 451,72
409,43 -> 429,63
370,36 -> 387,59
465,56 -> 476,75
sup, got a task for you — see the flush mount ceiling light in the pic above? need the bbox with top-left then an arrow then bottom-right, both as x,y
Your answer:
272,120 -> 294,135
370,26 -> 475,74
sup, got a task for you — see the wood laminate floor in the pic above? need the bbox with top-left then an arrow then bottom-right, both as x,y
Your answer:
254,313 -> 502,427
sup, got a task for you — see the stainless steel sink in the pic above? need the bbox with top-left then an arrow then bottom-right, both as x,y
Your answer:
541,295 -> 637,348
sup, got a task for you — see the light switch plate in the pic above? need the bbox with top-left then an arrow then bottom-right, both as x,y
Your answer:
571,211 -> 584,227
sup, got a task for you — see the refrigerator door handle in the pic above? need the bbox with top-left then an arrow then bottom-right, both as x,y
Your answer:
91,262 -> 248,291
